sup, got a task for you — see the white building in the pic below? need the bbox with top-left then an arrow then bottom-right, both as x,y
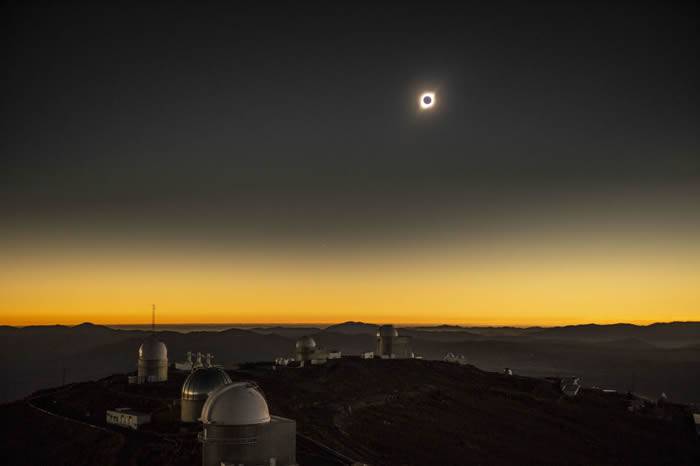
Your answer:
560,376 -> 581,397
444,353 -> 467,365
562,384 -> 581,397
106,408 -> 151,430
361,352 -> 374,359
175,351 -> 195,371
176,351 -> 219,371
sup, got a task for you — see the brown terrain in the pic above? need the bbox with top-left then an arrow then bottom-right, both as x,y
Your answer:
1,358 -> 699,465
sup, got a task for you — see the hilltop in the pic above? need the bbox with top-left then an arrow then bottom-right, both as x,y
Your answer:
1,359 -> 698,465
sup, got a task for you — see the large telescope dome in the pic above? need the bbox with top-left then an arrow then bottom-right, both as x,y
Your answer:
201,382 -> 271,425
295,335 -> 317,350
377,324 -> 399,338
182,367 -> 232,401
138,336 -> 168,361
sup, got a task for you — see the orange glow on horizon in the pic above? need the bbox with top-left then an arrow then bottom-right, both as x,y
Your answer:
2,238 -> 699,327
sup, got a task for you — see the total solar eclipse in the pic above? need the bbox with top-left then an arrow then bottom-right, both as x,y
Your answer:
419,91 -> 435,110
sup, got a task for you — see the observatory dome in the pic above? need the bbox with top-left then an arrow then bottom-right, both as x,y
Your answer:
181,367 -> 232,401
138,336 -> 168,361
377,325 -> 399,338
201,382 -> 271,425
295,335 -> 317,350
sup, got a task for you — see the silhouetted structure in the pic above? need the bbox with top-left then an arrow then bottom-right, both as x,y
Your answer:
375,325 -> 412,359
295,336 -> 317,362
136,305 -> 168,383
294,336 -> 329,365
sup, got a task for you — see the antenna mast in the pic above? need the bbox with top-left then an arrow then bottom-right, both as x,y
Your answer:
152,304 -> 156,334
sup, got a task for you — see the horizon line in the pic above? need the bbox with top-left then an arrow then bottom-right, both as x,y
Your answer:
4,320 -> 698,329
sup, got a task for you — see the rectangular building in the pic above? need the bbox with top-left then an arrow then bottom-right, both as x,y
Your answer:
106,408 -> 151,430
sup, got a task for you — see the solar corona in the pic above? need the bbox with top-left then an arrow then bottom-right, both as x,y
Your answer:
419,91 -> 435,110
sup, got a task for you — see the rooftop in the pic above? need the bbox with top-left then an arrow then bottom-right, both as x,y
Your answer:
108,407 -> 150,416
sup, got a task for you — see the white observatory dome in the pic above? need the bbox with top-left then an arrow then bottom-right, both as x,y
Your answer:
377,325 -> 399,338
295,335 -> 317,350
138,336 -> 168,361
182,367 -> 232,401
201,382 -> 271,425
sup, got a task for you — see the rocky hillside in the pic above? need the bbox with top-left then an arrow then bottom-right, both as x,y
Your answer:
1,359 -> 698,465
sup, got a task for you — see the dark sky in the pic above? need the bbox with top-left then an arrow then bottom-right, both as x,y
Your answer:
3,2 -> 699,248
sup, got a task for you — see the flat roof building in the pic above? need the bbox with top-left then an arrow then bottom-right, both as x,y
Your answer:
106,408 -> 151,430
560,376 -> 581,397
562,384 -> 581,397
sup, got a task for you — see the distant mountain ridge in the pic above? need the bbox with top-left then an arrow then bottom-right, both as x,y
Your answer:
324,321 -> 379,334
249,326 -> 323,339
1,320 -> 699,404
529,321 -> 700,346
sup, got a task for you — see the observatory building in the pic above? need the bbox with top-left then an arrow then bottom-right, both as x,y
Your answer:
181,366 -> 232,423
294,335 -> 330,365
375,324 -> 413,359
295,335 -> 317,361
137,335 -> 168,383
200,382 -> 297,466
